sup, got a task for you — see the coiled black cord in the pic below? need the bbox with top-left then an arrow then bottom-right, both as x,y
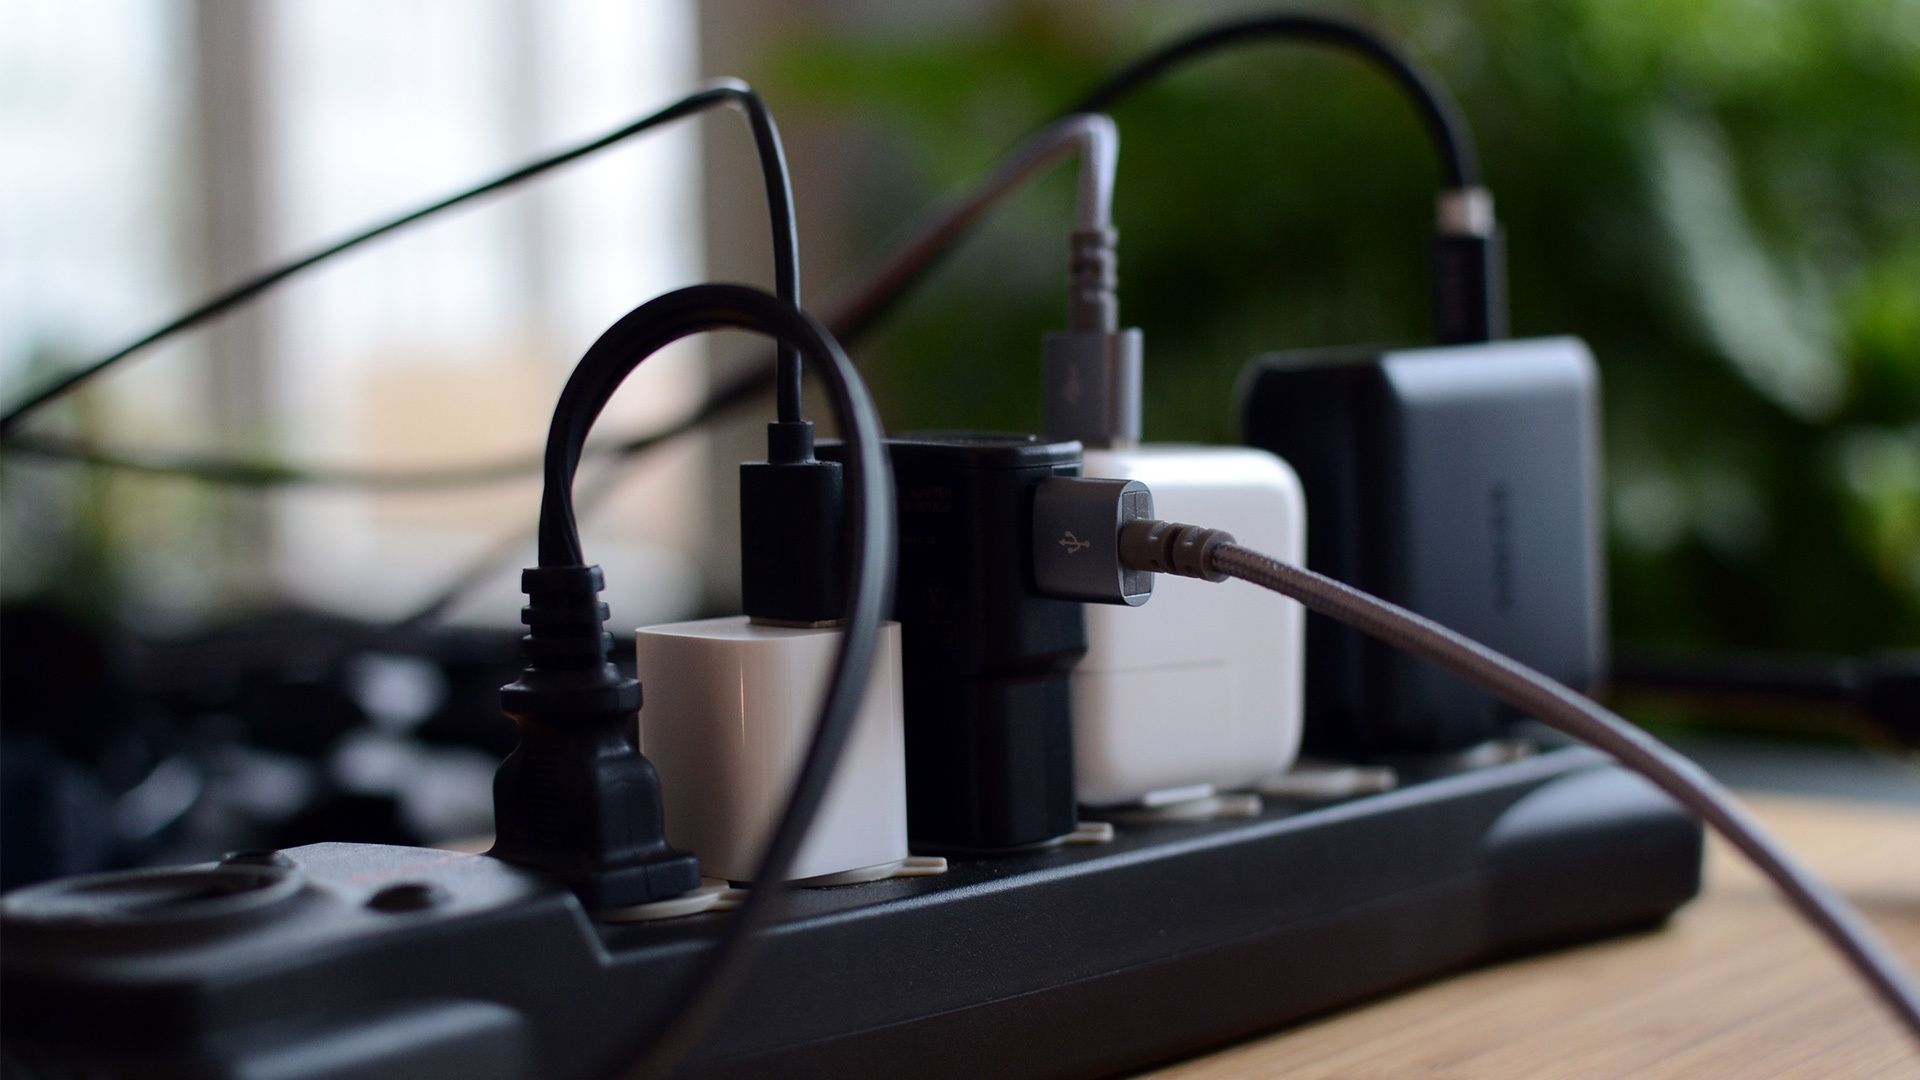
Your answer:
527,283 -> 893,1077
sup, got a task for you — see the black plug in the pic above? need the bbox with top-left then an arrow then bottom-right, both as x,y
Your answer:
491,565 -> 699,909
740,420 -> 846,625
1432,186 -> 1507,344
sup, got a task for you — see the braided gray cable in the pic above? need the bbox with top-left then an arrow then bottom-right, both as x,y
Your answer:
1199,539 -> 1920,1044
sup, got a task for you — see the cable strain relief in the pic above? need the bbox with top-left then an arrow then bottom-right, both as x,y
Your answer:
766,418 -> 815,465
517,566 -> 615,668
1067,226 -> 1120,333
1118,519 -> 1236,582
740,455 -> 847,624
503,563 -> 639,713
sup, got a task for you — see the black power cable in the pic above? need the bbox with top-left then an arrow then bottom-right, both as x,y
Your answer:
4,11 -> 1481,486
1611,649 -> 1920,748
1068,11 -> 1478,188
511,283 -> 893,1078
0,77 -> 803,441
1066,11 -> 1501,343
5,362 -> 773,492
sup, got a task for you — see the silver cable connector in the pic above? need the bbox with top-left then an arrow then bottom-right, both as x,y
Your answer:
1436,185 -> 1496,237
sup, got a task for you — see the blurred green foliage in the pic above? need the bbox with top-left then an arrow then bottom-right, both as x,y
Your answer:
767,0 -> 1920,654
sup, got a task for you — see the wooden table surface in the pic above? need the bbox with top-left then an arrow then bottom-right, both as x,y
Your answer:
1146,794 -> 1920,1079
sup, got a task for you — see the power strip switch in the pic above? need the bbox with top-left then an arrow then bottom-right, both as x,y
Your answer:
634,618 -> 910,884
1072,446 -> 1307,807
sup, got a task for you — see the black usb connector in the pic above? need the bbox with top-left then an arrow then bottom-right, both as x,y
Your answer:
1433,185 -> 1507,344
740,419 -> 846,625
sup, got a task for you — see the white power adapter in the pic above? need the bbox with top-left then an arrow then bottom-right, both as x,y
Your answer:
1072,446 -> 1307,806
634,617 -> 910,884
1023,116 -> 1305,807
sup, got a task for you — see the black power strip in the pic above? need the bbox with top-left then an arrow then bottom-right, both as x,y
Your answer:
0,744 -> 1700,1079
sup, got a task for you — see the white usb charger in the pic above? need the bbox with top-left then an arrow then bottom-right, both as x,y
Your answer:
1039,116 -> 1307,809
1071,446 -> 1305,807
633,410 -> 913,885
634,616 -> 910,884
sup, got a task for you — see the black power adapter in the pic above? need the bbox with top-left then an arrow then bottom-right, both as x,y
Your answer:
829,433 -> 1088,851
1239,336 -> 1607,756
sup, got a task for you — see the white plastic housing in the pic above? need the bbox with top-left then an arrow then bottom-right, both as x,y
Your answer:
635,617 -> 907,883
1074,446 -> 1307,806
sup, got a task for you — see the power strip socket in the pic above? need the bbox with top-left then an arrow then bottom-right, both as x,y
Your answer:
0,744 -> 1700,1079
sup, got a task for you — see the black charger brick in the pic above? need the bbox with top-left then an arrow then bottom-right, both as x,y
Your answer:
1239,337 -> 1606,756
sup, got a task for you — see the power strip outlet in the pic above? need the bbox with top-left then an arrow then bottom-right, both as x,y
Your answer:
0,744 -> 1700,1079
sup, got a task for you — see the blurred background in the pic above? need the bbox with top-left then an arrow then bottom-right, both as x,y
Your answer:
2,0 -> 1916,887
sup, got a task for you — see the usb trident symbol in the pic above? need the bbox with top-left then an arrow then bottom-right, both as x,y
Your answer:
1058,531 -> 1091,555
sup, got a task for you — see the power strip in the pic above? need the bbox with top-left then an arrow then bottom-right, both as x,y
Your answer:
0,743 -> 1701,1079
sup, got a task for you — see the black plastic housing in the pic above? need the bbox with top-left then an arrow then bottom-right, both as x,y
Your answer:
827,433 -> 1085,850
1239,337 -> 1606,757
1432,229 -> 1508,344
0,746 -> 1702,1079
491,565 -> 699,908
738,454 -> 845,624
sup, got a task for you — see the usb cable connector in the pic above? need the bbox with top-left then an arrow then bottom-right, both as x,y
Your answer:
1030,476 -> 1156,605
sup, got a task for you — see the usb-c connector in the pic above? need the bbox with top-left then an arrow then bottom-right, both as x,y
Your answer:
1039,117 -> 1143,449
741,420 -> 848,627
1433,185 -> 1506,344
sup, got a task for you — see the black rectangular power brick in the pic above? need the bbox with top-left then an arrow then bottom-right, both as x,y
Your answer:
1239,337 -> 1607,757
826,432 -> 1089,852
